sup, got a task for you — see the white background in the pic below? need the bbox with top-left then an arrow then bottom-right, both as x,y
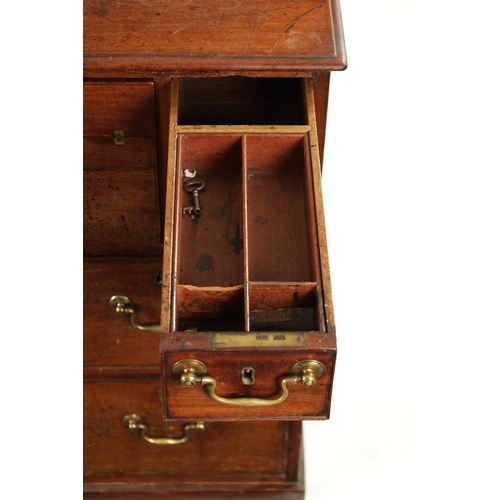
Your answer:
305,3 -> 416,498
305,1 -> 500,499
2,1 -> 499,498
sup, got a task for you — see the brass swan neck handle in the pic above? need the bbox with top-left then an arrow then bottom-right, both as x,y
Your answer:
122,414 -> 205,445
109,295 -> 161,333
201,375 -> 301,407
172,359 -> 326,407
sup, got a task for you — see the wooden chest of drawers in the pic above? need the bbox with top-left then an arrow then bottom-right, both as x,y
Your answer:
84,0 -> 346,497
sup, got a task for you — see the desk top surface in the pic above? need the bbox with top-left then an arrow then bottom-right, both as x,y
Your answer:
84,0 -> 347,72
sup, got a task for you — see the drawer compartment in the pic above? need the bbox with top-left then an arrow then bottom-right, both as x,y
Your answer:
84,378 -> 303,498
161,78 -> 336,421
83,257 -> 162,370
245,134 -> 318,282
170,133 -> 324,333
83,80 -> 162,253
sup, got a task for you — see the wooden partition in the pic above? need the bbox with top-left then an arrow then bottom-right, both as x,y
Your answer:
171,132 -> 325,333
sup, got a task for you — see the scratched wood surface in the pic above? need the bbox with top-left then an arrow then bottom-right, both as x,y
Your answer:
83,0 -> 346,72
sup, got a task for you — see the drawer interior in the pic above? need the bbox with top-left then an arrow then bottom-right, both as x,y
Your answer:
172,132 -> 324,333
178,76 -> 307,125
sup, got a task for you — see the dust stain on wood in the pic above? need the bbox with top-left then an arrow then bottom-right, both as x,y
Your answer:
230,221 -> 243,254
195,252 -> 214,272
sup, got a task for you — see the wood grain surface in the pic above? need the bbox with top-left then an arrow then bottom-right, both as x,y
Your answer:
162,350 -> 334,420
83,258 -> 163,369
84,377 -> 292,479
84,0 -> 347,72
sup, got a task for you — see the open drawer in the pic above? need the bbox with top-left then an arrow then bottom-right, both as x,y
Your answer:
160,77 -> 336,421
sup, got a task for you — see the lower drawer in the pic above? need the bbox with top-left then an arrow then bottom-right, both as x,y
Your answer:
84,378 -> 304,499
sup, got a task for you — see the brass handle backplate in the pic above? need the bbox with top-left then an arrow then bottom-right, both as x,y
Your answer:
172,359 -> 326,407
122,414 -> 205,445
109,295 -> 161,333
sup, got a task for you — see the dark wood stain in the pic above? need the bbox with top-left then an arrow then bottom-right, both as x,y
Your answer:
230,221 -> 243,254
195,252 -> 215,272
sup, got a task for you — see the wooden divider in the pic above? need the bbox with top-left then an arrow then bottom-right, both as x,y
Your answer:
171,132 -> 324,332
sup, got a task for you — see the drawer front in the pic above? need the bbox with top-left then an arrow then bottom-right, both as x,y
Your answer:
160,78 -> 336,421
84,82 -> 156,138
83,81 -> 162,252
83,169 -> 162,248
83,258 -> 162,369
162,349 -> 335,420
83,137 -> 157,169
84,377 -> 290,479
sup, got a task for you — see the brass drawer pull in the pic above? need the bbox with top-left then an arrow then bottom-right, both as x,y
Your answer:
172,359 -> 326,407
122,414 -> 205,445
109,295 -> 161,333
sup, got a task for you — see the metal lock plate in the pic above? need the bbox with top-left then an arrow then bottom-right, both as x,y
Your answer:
114,130 -> 125,145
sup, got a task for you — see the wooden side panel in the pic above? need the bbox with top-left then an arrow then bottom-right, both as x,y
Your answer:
313,72 -> 331,164
304,78 -> 336,334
